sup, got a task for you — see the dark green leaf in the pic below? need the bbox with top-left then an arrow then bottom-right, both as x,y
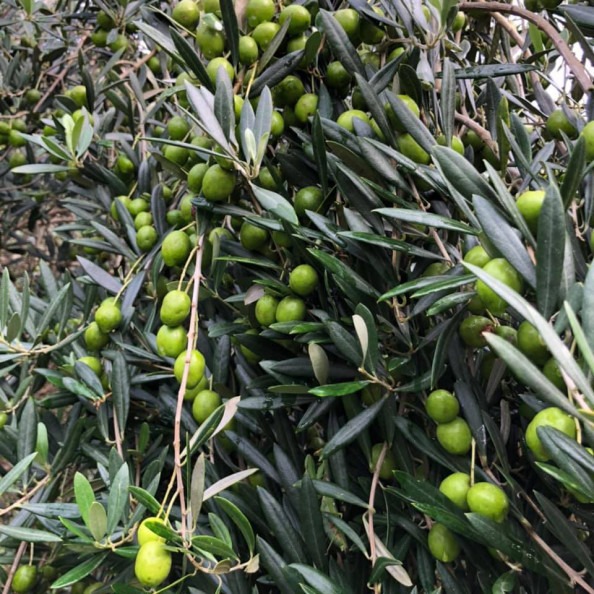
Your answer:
473,195 -> 536,288
107,463 -> 129,535
0,525 -> 61,543
50,553 -> 109,589
536,185 -> 565,318
299,475 -> 328,571
219,0 -> 239,66
321,397 -> 386,458
215,496 -> 255,554
112,353 -> 129,440
170,28 -> 213,91
375,208 -> 477,234
318,10 -> 366,79
258,487 -> 307,563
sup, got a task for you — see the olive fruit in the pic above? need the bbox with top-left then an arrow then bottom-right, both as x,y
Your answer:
516,190 -> 545,235
517,321 -> 549,365
95,302 -> 122,334
436,417 -> 472,455
138,517 -> 167,546
427,523 -> 460,562
525,407 -> 576,461
160,290 -> 191,326
162,230 -> 192,267
466,482 -> 509,523
289,264 -> 319,296
425,389 -> 460,424
459,315 -> 493,348
156,325 -> 187,358
255,294 -> 279,327
275,296 -> 306,322
369,443 -> 397,480
476,258 -> 523,316
439,472 -> 471,510
11,566 -> 38,593
134,541 -> 172,588
192,389 -> 222,423
174,349 -> 206,387
463,245 -> 491,268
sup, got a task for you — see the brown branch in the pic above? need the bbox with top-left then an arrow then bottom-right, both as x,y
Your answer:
366,442 -> 387,594
522,520 -> 594,593
173,236 -> 205,543
0,476 -> 50,517
454,113 -> 498,155
2,541 -> 27,594
458,2 -> 592,93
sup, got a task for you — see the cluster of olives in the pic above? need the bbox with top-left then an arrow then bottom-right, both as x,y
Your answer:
90,9 -> 130,52
84,297 -> 122,351
254,264 -> 319,328
425,389 -> 472,456
1,118 -> 28,171
428,473 -> 509,562
134,517 -> 173,588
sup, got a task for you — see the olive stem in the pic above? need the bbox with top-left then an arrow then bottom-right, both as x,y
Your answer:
470,438 -> 476,487
366,441 -> 387,594
173,235 -> 205,543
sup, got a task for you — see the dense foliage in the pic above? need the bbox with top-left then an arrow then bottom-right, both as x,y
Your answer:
1,0 -> 594,591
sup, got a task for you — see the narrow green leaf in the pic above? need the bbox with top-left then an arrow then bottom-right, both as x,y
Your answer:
111,353 -> 129,440
88,501 -> 107,541
170,28 -> 213,91
215,496 -> 255,554
536,185 -> 565,318
214,67 -> 235,141
432,146 -> 497,204
311,113 -> 328,197
17,398 -> 37,484
219,0 -> 239,66
440,59 -> 456,146
473,195 -> 536,288
106,463 -> 129,535
386,91 -> 436,154
192,535 -> 239,560
50,553 -> 109,589
190,453 -> 206,528
563,302 -> 594,375
257,487 -> 307,563
11,164 -> 73,174
251,183 -> 298,224
290,564 -> 345,594
129,486 -> 161,515
375,207 -> 477,234
74,472 -> 95,527
309,380 -> 369,397
0,525 -> 61,543
299,475 -> 328,571
561,135 -> 586,208
582,263 -> 594,352
0,453 -> 37,496
318,10 -> 366,79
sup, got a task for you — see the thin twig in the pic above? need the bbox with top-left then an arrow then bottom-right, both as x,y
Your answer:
2,541 -> 27,594
522,520 -> 594,593
458,2 -> 592,93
